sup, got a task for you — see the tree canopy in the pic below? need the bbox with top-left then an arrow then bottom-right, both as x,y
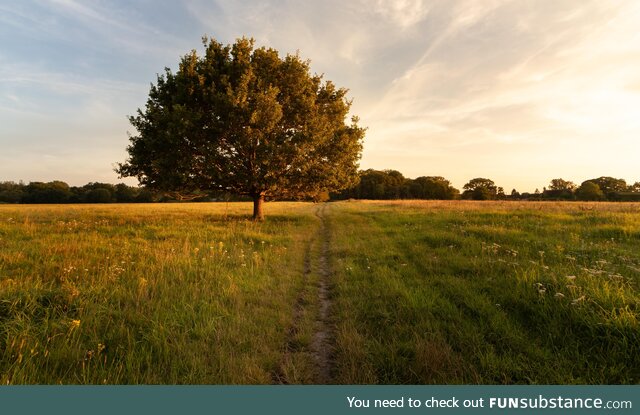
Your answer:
333,170 -> 460,200
587,177 -> 627,198
116,36 -> 365,219
462,178 -> 498,200
576,181 -> 605,201
542,178 -> 577,200
548,178 -> 577,192
410,176 -> 459,200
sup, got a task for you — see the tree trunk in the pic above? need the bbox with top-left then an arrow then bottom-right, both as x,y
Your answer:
252,194 -> 264,221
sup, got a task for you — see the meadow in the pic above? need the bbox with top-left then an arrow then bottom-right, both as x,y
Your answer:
0,201 -> 639,384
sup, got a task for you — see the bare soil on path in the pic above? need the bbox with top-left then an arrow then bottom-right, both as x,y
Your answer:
272,203 -> 335,384
310,203 -> 333,383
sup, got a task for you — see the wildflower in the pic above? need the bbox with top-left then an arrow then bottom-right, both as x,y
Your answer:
65,284 -> 80,298
565,275 -> 576,281
69,319 -> 81,330
571,295 -> 586,305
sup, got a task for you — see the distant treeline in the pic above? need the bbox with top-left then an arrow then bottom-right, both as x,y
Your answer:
0,181 -> 160,204
332,170 -> 640,202
2,172 -> 640,204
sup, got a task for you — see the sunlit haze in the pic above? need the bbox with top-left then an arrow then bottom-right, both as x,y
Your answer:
2,0 -> 639,192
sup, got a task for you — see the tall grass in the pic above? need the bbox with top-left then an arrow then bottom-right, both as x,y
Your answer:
329,201 -> 640,384
2,201 -> 639,384
0,203 -> 318,384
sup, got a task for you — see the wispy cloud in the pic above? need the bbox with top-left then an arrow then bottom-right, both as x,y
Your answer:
43,0 -> 189,57
358,0 -> 640,189
374,0 -> 431,28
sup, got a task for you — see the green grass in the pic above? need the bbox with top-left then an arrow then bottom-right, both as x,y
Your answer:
329,201 -> 640,384
1,200 -> 639,384
0,202 -> 319,384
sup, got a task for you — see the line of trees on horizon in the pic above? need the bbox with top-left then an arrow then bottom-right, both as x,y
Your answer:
0,181 -> 158,204
333,170 -> 640,202
2,172 -> 640,204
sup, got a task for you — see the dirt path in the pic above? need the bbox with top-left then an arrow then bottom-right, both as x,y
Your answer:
310,203 -> 333,383
272,203 -> 334,384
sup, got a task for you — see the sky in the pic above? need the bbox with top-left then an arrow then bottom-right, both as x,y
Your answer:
1,0 -> 640,193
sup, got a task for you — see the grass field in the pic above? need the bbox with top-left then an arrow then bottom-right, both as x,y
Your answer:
1,201 -> 639,384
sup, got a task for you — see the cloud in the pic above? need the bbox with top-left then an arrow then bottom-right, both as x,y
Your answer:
374,0 -> 430,28
183,0 -> 434,83
1,1 -> 192,70
351,0 -> 640,189
367,1 -> 640,135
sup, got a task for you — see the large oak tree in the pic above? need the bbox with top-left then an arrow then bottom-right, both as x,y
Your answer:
117,37 -> 365,219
